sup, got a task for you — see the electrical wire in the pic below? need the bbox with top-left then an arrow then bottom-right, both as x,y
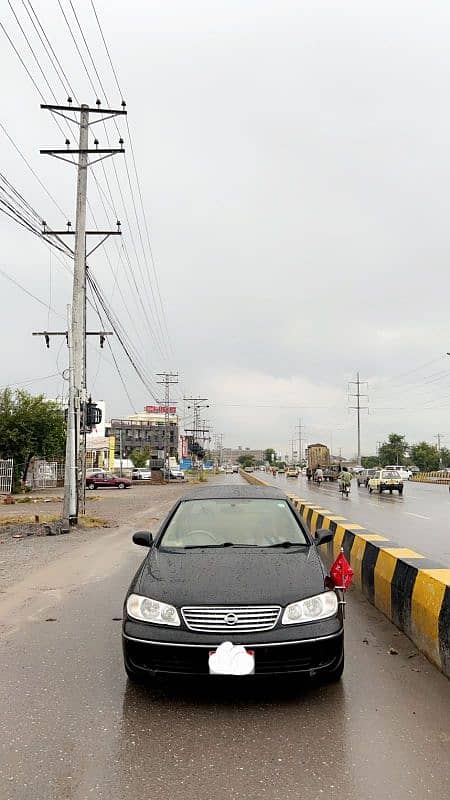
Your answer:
0,266 -> 65,319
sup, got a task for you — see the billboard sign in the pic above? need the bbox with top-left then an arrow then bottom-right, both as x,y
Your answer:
145,405 -> 176,414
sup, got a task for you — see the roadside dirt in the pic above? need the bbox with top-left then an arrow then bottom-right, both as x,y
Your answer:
0,483 -> 187,592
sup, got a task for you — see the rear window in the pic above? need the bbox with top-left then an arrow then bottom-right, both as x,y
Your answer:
159,498 -> 308,548
382,470 -> 400,478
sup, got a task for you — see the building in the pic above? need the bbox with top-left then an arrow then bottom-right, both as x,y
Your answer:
106,406 -> 179,467
220,447 -> 265,464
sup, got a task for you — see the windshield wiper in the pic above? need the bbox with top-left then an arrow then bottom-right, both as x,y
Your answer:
183,542 -> 258,549
267,541 -> 308,548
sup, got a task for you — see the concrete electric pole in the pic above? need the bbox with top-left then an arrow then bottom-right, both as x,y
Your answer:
348,371 -> 369,465
39,100 -> 126,524
156,373 -> 179,479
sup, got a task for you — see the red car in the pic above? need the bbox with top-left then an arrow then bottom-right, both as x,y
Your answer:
86,472 -> 132,490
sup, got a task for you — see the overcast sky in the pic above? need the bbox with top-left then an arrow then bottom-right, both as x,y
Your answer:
2,0 -> 450,459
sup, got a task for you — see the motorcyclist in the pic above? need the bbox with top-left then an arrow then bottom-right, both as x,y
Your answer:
338,466 -> 352,491
315,466 -> 324,482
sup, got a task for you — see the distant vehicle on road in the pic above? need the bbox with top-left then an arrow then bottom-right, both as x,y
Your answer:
385,465 -> 411,480
224,466 -> 233,474
357,468 -> 377,487
277,466 -> 286,474
232,465 -> 239,473
123,484 -> 343,682
306,444 -> 339,480
86,472 -> 131,490
132,468 -> 152,480
244,466 -> 254,473
286,467 -> 299,478
368,470 -> 403,495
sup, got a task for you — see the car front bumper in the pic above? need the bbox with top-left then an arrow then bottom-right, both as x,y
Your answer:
122,617 -> 344,677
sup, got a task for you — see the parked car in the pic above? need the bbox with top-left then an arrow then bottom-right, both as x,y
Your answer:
86,472 -> 132,489
169,468 -> 185,480
357,468 -> 377,487
368,469 -> 403,495
132,468 -> 152,480
122,484 -> 343,681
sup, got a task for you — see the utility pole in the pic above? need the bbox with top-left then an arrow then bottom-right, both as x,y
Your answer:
184,397 -> 209,469
348,371 -> 369,465
435,433 -> 445,467
156,373 -> 179,479
295,419 -> 304,464
40,99 -> 126,524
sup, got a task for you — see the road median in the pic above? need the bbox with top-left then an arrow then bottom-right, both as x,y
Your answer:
240,470 -> 450,678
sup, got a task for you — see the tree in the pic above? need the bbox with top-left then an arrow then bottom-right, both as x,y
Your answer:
378,434 -> 408,466
129,447 -> 150,468
238,455 -> 254,468
264,448 -> 276,464
439,447 -> 450,468
361,455 -> 379,469
410,442 -> 440,472
0,388 -> 66,490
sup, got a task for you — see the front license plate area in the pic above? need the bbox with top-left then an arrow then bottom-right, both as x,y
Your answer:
208,642 -> 255,675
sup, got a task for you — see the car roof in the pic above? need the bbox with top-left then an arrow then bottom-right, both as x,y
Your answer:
179,484 -> 288,501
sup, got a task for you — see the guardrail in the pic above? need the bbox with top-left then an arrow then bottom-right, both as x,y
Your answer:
411,472 -> 450,484
240,470 -> 450,679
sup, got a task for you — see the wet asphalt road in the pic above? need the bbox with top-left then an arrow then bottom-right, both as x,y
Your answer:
263,472 -> 450,566
0,476 -> 449,800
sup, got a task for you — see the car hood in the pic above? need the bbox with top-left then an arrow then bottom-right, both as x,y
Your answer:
133,547 -> 326,607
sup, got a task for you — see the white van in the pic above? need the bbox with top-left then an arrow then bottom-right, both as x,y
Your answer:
385,465 -> 411,480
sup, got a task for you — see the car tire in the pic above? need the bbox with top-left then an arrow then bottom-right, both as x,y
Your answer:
378,486 -> 383,494
389,489 -> 393,494
322,651 -> 344,683
399,487 -> 403,495
357,480 -> 361,487
369,487 -> 373,493
118,482 -> 125,489
87,483 -> 96,490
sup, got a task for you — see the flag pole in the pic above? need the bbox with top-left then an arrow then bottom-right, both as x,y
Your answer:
339,546 -> 346,619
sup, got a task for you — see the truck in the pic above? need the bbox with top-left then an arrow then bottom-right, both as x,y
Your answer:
306,444 -> 340,481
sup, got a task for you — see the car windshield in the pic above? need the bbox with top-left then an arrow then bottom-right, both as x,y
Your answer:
159,498 -> 309,548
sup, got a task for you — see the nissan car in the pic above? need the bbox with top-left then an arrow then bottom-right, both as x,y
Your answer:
122,485 -> 343,682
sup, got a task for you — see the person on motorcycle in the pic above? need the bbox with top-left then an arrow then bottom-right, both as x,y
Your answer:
338,466 -> 352,492
315,466 -> 324,482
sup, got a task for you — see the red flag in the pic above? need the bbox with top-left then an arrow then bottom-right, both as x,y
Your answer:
330,550 -> 354,591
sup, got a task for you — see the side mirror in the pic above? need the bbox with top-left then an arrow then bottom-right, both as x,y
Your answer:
315,528 -> 334,546
132,531 -> 153,547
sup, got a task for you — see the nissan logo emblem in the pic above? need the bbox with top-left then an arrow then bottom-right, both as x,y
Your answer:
224,613 -> 238,626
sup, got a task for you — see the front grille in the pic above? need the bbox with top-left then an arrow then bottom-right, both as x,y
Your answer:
181,605 -> 281,633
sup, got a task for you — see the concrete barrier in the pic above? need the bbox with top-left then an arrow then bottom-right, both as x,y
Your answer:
412,472 -> 450,484
240,470 -> 450,678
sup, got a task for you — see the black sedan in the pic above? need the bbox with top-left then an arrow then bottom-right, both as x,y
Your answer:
122,485 -> 343,681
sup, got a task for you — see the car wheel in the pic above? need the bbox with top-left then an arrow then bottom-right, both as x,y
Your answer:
399,487 -> 403,495
389,489 -> 393,494
322,650 -> 344,683
87,483 -> 96,490
369,487 -> 373,493
357,480 -> 361,487
118,482 -> 125,489
378,486 -> 383,494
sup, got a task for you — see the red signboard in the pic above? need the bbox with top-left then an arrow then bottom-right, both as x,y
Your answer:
145,405 -> 177,414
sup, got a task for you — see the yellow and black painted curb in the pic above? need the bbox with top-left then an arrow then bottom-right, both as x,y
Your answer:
412,472 -> 450,484
240,470 -> 450,678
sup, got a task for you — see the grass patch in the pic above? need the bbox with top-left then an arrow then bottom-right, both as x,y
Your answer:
77,515 -> 110,529
0,513 -> 59,526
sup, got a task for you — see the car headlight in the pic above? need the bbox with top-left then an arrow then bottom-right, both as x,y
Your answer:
126,594 -> 181,626
282,591 -> 338,625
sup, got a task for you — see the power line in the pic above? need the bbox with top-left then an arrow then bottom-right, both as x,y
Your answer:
0,266 -> 65,319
